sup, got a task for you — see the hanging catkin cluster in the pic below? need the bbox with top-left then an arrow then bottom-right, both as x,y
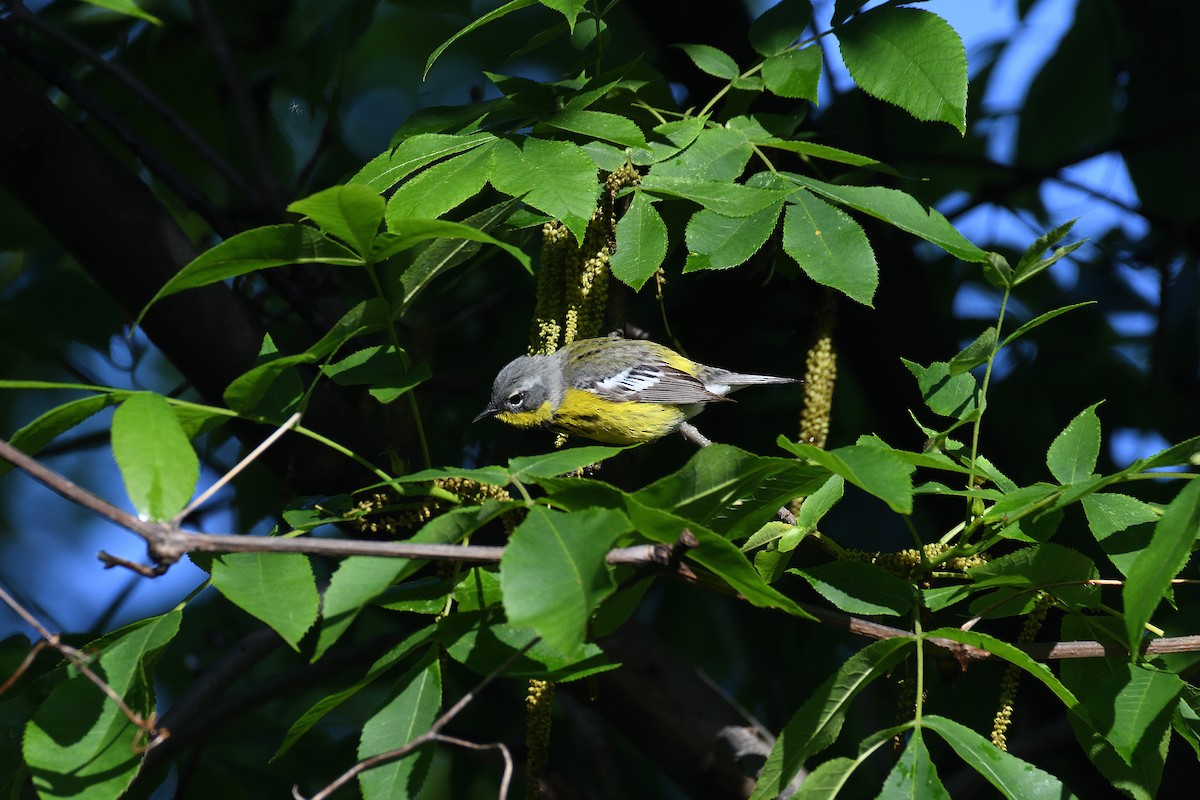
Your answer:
991,592 -> 1052,750
842,542 -> 989,575
529,163 -> 640,356
350,477 -> 515,537
798,290 -> 838,449
524,678 -> 556,799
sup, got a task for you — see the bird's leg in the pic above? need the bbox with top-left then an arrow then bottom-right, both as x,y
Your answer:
678,422 -> 712,447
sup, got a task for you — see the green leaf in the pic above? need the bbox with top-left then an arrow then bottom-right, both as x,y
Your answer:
138,225 -> 362,324
24,612 -> 180,800
222,352 -> 308,418
424,0 -> 538,77
675,43 -> 740,79
1082,493 -> 1160,576
762,48 -> 823,102
500,507 -> 628,654
782,191 -> 878,306
779,440 -> 914,514
350,132 -> 496,192
490,137 -> 598,243
610,190 -> 668,290
80,0 -> 160,25
274,626 -> 438,760
1001,302 -> 1096,348
322,346 -> 431,404
837,7 -> 968,133
753,139 -> 896,173
879,729 -> 951,800
793,757 -> 857,799
396,198 -> 525,313
683,203 -> 783,272
540,109 -> 646,148
374,218 -> 530,272
1013,218 -> 1082,284
541,0 -> 587,30
287,184 -> 385,258
313,502 -> 511,660
925,628 -> 1080,710
793,560 -> 916,616
1130,433 -> 1200,472
508,446 -> 626,482
634,444 -> 826,541
111,392 -> 199,521
921,715 -> 1073,799
1046,402 -> 1103,484
640,174 -> 792,216
902,359 -> 979,419
1175,685 -> 1200,760
651,126 -> 753,182
948,327 -> 997,376
1080,663 -> 1183,764
750,638 -> 914,800
440,611 -> 617,681
0,394 -> 119,477
794,475 -> 845,535
384,144 -> 496,226
750,0 -> 812,56
784,174 -> 986,262
1123,478 -> 1200,653
357,653 -> 441,800
211,552 -> 319,650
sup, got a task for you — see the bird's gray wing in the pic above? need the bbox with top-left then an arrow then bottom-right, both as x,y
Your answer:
573,360 -> 727,405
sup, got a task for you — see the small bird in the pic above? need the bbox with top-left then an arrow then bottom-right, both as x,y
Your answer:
475,336 -> 797,445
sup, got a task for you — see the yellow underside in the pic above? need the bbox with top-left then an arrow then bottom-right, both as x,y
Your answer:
495,390 -> 688,445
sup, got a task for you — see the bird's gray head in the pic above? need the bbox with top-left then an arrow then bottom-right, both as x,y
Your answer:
474,355 -> 559,426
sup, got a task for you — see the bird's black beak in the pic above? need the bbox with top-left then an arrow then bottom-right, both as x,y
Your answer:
472,407 -> 497,424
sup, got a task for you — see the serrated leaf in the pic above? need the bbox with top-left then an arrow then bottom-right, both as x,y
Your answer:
651,126 -> 753,182
750,0 -> 812,56
490,137 -> 598,243
1014,218 -> 1079,276
0,394 -> 119,477
439,611 -> 617,681
782,191 -> 877,306
675,43 -> 739,79
762,47 -> 823,102
838,7 -> 967,133
902,359 -> 979,419
374,218 -> 530,272
287,184 -> 385,258
879,730 -> 951,800
1129,433 -> 1200,472
1046,402 -> 1103,484
779,440 -> 914,514
948,327 -> 997,376
137,225 -> 362,324
793,560 -> 916,615
1001,302 -> 1095,348
385,144 -> 495,225
750,639 -> 914,800
111,392 -> 199,521
508,446 -> 626,482
1123,478 -> 1200,653
358,654 -> 441,800
424,0 -> 538,77
683,203 -> 782,272
785,174 -> 986,262
540,108 -> 646,148
313,503 -> 511,660
921,715 -> 1072,799
211,553 -> 319,650
1079,663 -> 1183,765
322,346 -> 430,404
610,190 -> 668,290
925,628 -> 1080,710
500,507 -> 627,654
24,612 -> 180,800
640,174 -> 791,216
350,132 -> 496,192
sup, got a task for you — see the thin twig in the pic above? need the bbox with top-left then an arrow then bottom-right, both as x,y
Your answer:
0,582 -> 168,747
173,412 -> 301,524
296,639 -> 538,800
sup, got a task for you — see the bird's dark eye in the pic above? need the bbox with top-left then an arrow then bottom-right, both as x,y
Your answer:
506,391 -> 525,408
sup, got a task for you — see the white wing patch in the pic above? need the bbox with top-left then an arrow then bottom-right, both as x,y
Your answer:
594,366 -> 664,397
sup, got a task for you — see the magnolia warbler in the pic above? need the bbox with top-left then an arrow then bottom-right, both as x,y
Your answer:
475,335 -> 797,445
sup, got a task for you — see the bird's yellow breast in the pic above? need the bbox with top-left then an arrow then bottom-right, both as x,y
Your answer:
551,388 -> 687,445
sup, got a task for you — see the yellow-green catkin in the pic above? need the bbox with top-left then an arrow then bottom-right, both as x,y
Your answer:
351,478 -> 515,537
525,678 -> 555,799
530,221 -> 575,356
991,592 -> 1052,750
838,542 -> 988,576
799,290 -> 838,449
